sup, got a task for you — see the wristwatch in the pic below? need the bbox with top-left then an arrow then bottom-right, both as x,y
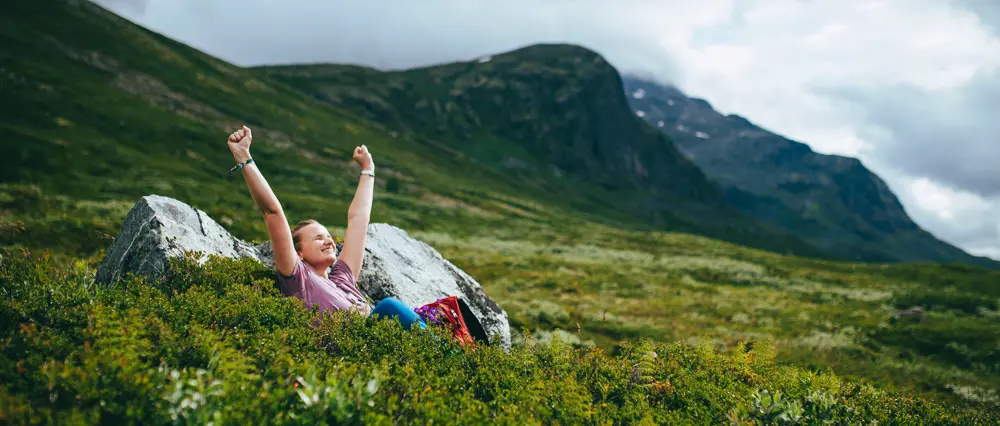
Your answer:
361,168 -> 375,177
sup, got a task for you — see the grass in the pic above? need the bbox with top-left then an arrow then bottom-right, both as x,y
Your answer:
413,222 -> 1000,408
1,0 -> 999,422
5,178 -> 996,410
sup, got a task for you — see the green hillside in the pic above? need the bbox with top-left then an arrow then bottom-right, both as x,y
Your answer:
1,0 -> 999,422
0,0 -> 558,253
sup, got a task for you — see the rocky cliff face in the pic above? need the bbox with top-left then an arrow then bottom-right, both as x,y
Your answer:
622,76 -> 998,267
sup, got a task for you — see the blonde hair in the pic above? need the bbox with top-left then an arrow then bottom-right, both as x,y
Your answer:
291,219 -> 319,252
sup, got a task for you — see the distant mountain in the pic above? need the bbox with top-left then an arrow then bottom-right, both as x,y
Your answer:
254,46 -> 828,257
622,76 -> 999,268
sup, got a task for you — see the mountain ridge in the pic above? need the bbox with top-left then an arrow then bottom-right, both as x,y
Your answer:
253,44 -> 830,258
622,75 -> 999,268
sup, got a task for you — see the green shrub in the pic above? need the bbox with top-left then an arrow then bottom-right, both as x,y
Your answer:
892,288 -> 998,315
869,316 -> 1000,375
1,248 -> 997,424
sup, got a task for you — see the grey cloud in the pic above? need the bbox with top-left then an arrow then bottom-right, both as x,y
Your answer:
954,0 -> 1000,33
108,0 -> 680,77
818,69 -> 1000,198
898,190 -> 999,258
921,213 -> 999,259
868,161 -> 1000,260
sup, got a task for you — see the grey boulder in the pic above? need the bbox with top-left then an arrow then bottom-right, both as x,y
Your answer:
354,223 -> 511,349
96,194 -> 511,348
95,194 -> 262,285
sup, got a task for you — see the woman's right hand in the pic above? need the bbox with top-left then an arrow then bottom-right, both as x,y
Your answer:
353,145 -> 374,171
228,125 -> 253,162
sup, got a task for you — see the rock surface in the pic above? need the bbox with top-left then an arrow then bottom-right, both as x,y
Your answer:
353,223 -> 511,348
96,194 -> 511,348
891,306 -> 926,323
95,194 -> 261,285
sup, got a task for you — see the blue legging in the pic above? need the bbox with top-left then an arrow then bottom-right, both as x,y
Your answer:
369,297 -> 427,330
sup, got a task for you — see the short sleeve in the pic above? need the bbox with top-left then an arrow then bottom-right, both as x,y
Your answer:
275,258 -> 306,298
328,260 -> 353,284
329,260 -> 366,302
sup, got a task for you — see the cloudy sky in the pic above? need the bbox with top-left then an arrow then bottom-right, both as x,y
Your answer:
96,0 -> 1000,260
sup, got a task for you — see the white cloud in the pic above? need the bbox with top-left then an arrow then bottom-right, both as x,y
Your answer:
891,175 -> 1000,259
906,178 -> 993,223
95,0 -> 1000,260
658,0 -> 1000,160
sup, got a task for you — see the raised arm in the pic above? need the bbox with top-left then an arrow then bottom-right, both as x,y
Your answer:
338,145 -> 375,281
228,126 -> 298,276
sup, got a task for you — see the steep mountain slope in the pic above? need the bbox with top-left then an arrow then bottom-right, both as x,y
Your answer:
253,46 -> 827,257
622,76 -> 999,268
0,1 -> 820,259
0,0 -> 550,253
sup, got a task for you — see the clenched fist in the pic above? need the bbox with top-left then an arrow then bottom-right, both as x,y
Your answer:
229,126 -> 253,155
353,145 -> 374,171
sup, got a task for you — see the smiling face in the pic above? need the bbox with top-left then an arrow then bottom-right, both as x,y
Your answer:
293,221 -> 338,267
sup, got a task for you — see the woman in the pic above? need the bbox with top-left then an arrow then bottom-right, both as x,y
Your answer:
227,125 -> 426,330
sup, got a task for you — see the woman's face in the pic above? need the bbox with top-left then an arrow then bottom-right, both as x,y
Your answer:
296,223 -> 338,266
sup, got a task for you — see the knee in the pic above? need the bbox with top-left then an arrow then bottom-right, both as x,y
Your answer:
376,297 -> 406,310
372,297 -> 407,316
382,297 -> 403,305
371,297 -> 425,330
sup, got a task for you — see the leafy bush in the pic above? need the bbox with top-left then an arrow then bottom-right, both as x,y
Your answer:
2,248 -> 997,424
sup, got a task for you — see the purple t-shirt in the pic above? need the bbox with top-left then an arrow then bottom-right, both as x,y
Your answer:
276,259 -> 371,316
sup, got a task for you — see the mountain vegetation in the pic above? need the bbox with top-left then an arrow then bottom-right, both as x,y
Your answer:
1,0 -> 998,422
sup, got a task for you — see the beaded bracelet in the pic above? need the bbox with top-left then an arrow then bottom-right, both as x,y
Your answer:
229,158 -> 254,174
